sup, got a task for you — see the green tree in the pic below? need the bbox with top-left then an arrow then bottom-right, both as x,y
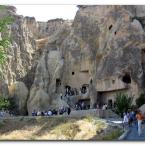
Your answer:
0,6 -> 14,78
115,93 -> 133,117
136,93 -> 145,108
0,16 -> 13,64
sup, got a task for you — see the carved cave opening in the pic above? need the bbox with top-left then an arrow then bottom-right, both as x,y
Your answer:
108,99 -> 113,109
90,79 -> 92,84
109,25 -> 113,30
56,78 -> 61,93
72,72 -> 75,75
81,84 -> 89,94
78,99 -> 90,109
122,74 -> 131,84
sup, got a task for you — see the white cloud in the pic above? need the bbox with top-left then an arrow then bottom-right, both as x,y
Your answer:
13,5 -> 78,21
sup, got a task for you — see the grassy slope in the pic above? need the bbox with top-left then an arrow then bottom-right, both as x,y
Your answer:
0,116 -> 122,140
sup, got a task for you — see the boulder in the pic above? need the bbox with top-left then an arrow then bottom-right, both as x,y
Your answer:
0,80 -> 9,98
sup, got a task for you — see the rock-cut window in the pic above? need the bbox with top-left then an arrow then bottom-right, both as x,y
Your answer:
109,25 -> 113,30
122,74 -> 131,84
72,72 -> 75,75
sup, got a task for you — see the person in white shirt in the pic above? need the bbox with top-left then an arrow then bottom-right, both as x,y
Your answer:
123,112 -> 129,130
102,104 -> 106,110
37,110 -> 41,116
47,110 -> 52,116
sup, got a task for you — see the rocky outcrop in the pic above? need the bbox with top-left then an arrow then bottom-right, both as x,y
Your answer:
2,5 -> 145,114
0,6 -> 37,88
61,5 -> 145,106
38,19 -> 72,38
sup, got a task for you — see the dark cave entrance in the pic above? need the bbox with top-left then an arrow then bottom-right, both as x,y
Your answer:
109,25 -> 113,30
72,72 -> 75,75
122,74 -> 131,84
56,78 -> 61,93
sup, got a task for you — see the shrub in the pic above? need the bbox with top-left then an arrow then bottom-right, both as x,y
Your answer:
136,93 -> 145,107
0,95 -> 17,111
0,96 -> 10,110
114,93 -> 133,117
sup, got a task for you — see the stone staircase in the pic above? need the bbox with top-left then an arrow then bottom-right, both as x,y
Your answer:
61,94 -> 119,119
62,95 -> 76,109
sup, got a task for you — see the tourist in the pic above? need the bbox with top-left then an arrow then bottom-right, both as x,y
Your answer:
96,104 -> 99,109
47,110 -> 52,116
66,107 -> 71,115
52,109 -> 57,115
102,104 -> 107,118
32,110 -> 37,116
129,110 -> 135,126
75,103 -> 79,110
44,111 -> 48,116
105,104 -> 108,110
123,112 -> 129,130
37,110 -> 41,116
60,93 -> 63,100
41,111 -> 45,116
0,110 -> 4,117
81,101 -> 85,110
59,107 -> 64,115
136,110 -> 144,136
102,104 -> 106,110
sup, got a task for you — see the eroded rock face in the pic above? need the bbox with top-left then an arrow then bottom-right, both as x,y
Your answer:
0,6 -> 37,88
61,5 -> 145,106
9,81 -> 28,115
27,88 -> 50,115
2,5 -> 145,114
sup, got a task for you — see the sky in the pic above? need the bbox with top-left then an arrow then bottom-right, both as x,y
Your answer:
1,0 -> 145,22
1,0 -> 145,21
13,5 -> 78,22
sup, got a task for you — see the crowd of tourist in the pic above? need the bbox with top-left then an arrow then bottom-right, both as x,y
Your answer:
75,101 -> 90,110
123,109 -> 145,136
31,106 -> 71,117
0,110 -> 16,117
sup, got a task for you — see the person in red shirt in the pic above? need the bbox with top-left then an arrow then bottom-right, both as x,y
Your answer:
136,110 -> 144,136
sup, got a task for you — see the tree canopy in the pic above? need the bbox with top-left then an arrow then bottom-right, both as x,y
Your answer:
0,16 -> 13,64
114,93 -> 133,117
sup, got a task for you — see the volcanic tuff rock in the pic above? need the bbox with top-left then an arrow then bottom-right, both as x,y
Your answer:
9,81 -> 28,115
1,5 -> 145,114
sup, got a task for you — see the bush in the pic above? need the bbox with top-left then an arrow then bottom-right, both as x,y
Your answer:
114,93 -> 133,117
0,96 -> 10,110
136,93 -> 145,107
0,96 -> 17,111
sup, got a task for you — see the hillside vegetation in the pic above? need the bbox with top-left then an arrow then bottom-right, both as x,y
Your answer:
0,116 -> 122,140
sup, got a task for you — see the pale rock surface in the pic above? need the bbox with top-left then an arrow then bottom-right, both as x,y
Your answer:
9,81 -> 28,115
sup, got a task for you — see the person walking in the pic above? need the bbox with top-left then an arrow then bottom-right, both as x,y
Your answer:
136,110 -> 144,136
123,112 -> 129,131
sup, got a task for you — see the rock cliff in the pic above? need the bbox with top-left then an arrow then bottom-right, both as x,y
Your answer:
1,5 -> 145,115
